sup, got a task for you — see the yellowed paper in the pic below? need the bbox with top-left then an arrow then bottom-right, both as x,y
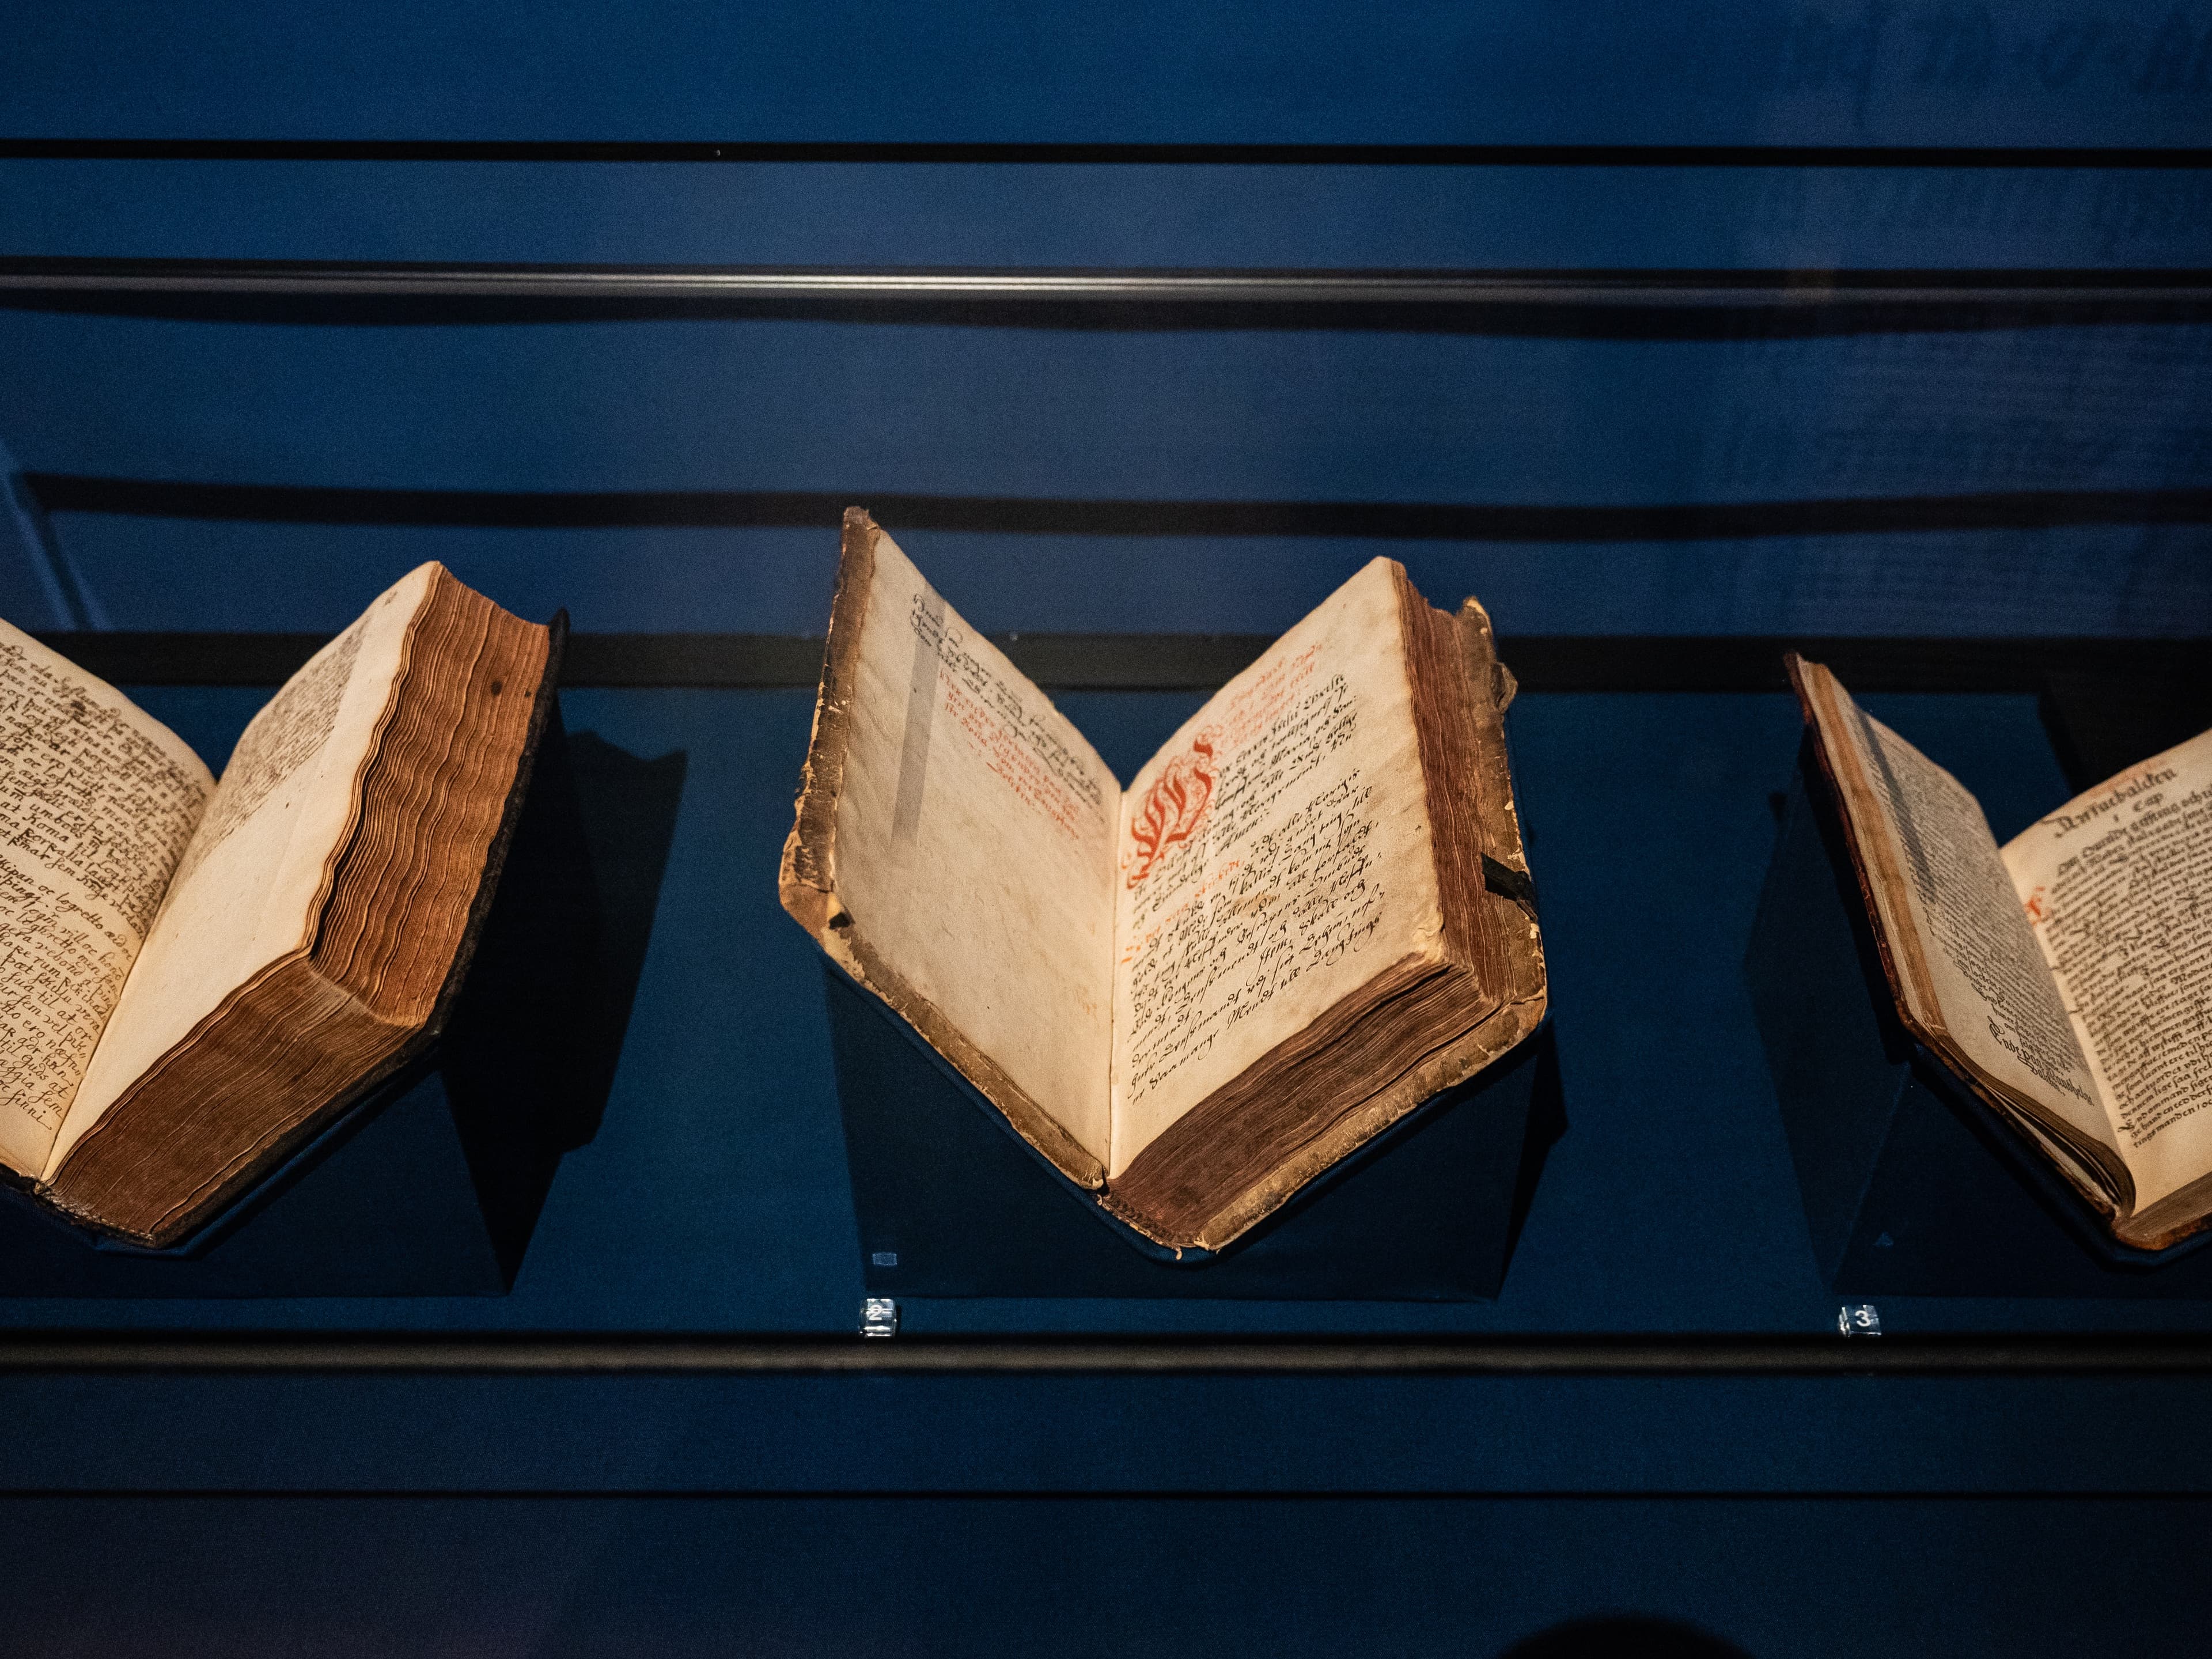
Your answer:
1803,666 -> 2114,1157
0,622 -> 213,1176
821,531 -> 1121,1164
2004,728 -> 2212,1210
1106,558 -> 1443,1174
48,566 -> 431,1176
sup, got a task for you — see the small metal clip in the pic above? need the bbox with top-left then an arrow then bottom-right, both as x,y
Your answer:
861,1296 -> 899,1338
1837,1303 -> 1882,1337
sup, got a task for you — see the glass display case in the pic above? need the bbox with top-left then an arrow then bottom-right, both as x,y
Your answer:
2,8 -> 2209,1645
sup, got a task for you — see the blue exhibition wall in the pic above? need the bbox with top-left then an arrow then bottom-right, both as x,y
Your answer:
3,13 -> 2212,1654
11,1 -> 2212,147
3,1 -> 2210,640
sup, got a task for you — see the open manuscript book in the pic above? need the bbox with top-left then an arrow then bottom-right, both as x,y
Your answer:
1793,657 -> 2212,1251
0,565 -> 559,1247
781,510 -> 1547,1253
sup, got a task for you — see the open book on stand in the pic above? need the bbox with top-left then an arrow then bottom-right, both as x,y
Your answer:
1791,656 -> 2212,1252
781,509 -> 1546,1255
0,565 -> 561,1249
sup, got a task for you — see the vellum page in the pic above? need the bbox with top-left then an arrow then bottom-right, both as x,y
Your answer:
1798,663 -> 2118,1167
822,529 -> 1120,1165
1107,558 -> 1441,1176
47,567 -> 430,1176
0,623 -> 214,1177
2003,728 -> 2212,1212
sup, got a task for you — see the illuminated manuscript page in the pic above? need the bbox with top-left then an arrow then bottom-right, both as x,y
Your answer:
1107,558 -> 1444,1176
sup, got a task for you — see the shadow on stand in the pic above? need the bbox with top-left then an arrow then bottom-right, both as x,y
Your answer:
831,959 -> 1566,1302
0,707 -> 687,1298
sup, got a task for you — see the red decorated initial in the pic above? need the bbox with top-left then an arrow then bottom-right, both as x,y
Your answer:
1127,736 -> 1217,888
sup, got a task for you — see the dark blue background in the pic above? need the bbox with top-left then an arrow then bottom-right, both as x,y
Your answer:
6,154 -> 2212,637
12,2 -> 2212,147
4,5 -> 2211,1650
15,1495 -> 2210,1657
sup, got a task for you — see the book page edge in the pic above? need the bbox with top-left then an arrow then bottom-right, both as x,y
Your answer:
1787,656 -> 1948,1047
1187,980 -> 1550,1255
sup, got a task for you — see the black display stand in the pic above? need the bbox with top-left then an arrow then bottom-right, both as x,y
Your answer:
0,708 -> 677,1298
1746,747 -> 2212,1298
825,963 -> 1562,1301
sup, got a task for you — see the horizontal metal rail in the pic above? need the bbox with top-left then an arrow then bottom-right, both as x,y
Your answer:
5,259 -> 2212,309
1,1332 -> 2210,1375
29,632 -> 2212,694
5,141 -> 2212,165
32,478 -> 2212,543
